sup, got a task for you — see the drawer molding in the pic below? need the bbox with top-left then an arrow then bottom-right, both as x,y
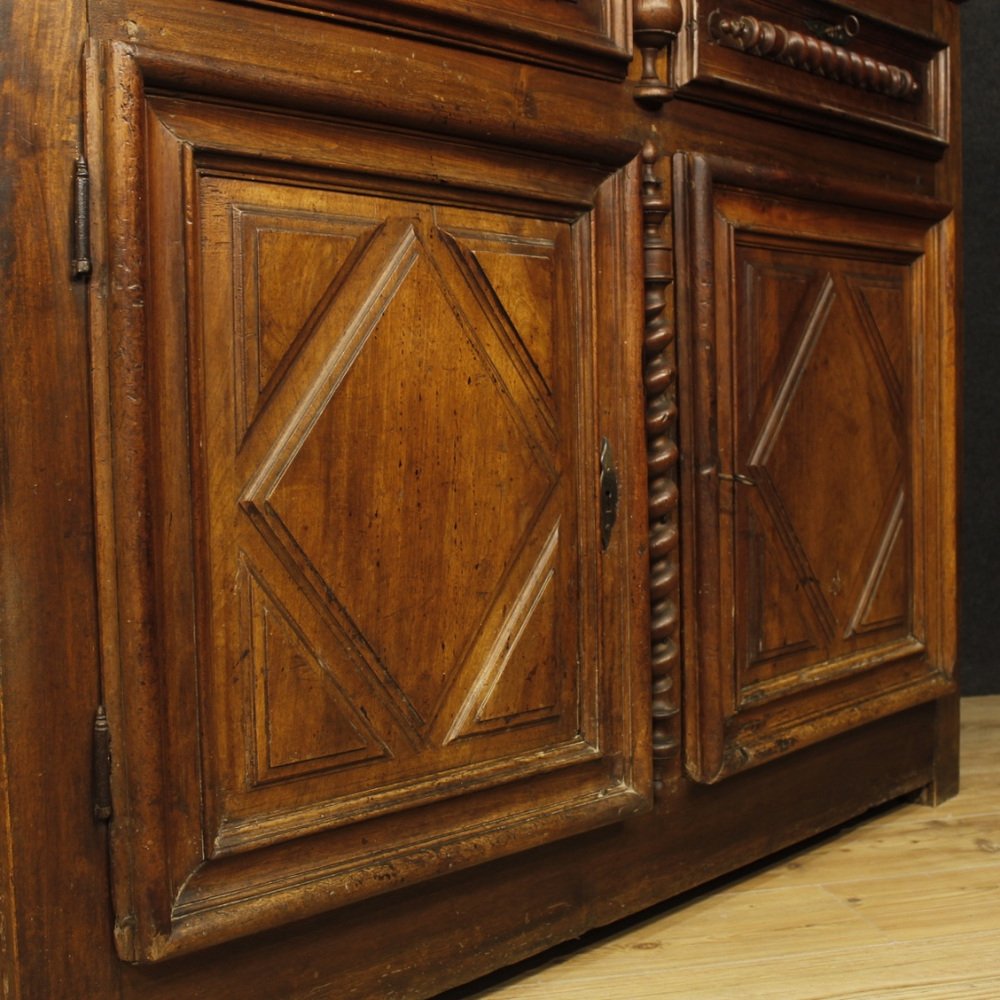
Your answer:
708,9 -> 921,102
671,1 -> 949,156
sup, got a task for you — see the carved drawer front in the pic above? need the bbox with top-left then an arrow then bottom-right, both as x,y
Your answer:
675,154 -> 957,783
89,43 -> 649,961
672,0 -> 948,153
225,0 -> 630,76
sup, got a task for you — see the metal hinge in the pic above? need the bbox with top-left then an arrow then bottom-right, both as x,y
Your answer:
93,706 -> 112,821
72,156 -> 92,279
599,437 -> 619,550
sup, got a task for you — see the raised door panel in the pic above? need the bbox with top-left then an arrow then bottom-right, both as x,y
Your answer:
88,43 -> 649,961
676,153 -> 957,783
208,184 -> 592,849
735,255 -> 912,688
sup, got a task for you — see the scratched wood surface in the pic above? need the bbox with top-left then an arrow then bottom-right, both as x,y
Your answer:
1,0 -> 966,995
452,695 -> 1000,999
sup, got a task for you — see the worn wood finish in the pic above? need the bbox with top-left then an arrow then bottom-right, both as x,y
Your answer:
674,151 -> 957,782
224,0 -> 632,77
114,702 -> 940,1000
640,141 -> 683,787
0,2 -> 122,999
88,37 -> 650,958
671,0 -> 950,153
0,0 -> 964,996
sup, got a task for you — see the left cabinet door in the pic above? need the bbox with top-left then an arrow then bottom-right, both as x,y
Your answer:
86,34 -> 649,962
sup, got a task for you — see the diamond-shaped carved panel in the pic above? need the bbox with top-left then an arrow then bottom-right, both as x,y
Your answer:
256,241 -> 557,726
745,505 -> 823,668
751,274 -> 902,626
473,246 -> 557,398
737,254 -> 912,688
475,241 -> 556,395
740,259 -> 825,413
850,488 -> 908,637
849,276 -> 908,400
437,225 -> 562,433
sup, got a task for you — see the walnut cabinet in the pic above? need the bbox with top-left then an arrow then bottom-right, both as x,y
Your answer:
0,0 -> 962,996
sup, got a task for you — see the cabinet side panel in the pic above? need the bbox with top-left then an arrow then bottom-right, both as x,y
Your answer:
0,1 -> 121,997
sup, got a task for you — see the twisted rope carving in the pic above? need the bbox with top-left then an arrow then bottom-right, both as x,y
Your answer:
709,10 -> 920,102
641,141 -> 681,790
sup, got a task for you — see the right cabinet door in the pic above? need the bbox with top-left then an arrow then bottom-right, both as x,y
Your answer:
676,153 -> 957,783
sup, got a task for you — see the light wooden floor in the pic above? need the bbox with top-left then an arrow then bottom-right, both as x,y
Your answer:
452,695 -> 1000,1000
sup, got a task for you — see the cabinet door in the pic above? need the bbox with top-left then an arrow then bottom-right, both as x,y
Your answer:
676,153 -> 957,783
87,37 -> 649,962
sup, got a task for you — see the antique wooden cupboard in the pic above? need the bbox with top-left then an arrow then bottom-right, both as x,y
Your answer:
0,0 -> 962,996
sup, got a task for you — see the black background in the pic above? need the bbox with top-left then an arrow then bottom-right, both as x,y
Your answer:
960,2 -> 1000,695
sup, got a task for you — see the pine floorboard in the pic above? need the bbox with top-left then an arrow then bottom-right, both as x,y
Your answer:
446,695 -> 1000,999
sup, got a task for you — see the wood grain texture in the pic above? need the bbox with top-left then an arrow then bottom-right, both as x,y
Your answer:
0,681 -> 18,1000
671,0 -> 949,154
87,37 -> 650,958
640,141 -> 682,788
224,0 -> 632,77
0,0 -> 964,995
107,702 -> 940,999
0,2 -> 122,998
87,0 -> 641,164
674,150 -> 957,783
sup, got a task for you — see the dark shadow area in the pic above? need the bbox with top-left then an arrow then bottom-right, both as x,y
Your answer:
960,3 -> 1000,696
